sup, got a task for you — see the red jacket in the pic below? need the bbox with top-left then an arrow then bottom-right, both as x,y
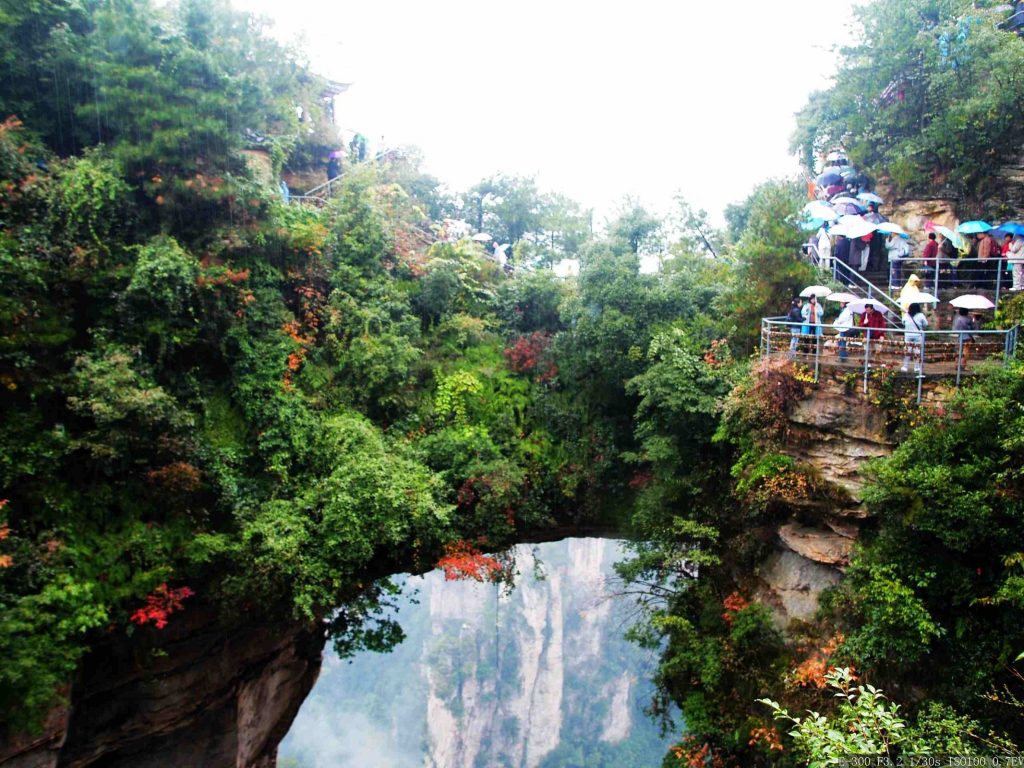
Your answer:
922,239 -> 938,265
861,309 -> 886,339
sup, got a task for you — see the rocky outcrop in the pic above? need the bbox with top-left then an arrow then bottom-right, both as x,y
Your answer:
0,606 -> 324,768
885,197 -> 959,234
778,523 -> 853,568
755,373 -> 894,629
756,549 -> 844,624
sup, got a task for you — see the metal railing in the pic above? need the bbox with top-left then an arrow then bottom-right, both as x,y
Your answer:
886,257 -> 1012,310
301,173 -> 345,200
803,243 -> 903,327
759,317 -> 1020,402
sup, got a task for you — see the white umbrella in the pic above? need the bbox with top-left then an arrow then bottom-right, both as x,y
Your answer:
825,291 -> 860,303
803,201 -> 838,221
949,294 -> 995,310
875,222 -> 908,237
902,291 -> 939,304
848,299 -> 894,314
800,285 -> 832,298
471,232 -> 493,242
932,225 -> 967,250
857,192 -> 885,205
831,217 -> 877,239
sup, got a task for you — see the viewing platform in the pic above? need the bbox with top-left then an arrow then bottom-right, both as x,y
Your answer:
760,318 -> 1019,402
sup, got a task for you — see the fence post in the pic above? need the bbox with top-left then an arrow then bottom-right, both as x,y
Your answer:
863,333 -> 871,394
956,333 -> 964,388
917,333 -> 925,404
996,259 -> 1003,313
813,327 -> 821,383
934,262 -> 940,299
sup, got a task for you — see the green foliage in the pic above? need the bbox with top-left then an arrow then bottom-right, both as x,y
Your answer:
792,1 -> 1024,203
718,180 -> 815,352
434,370 -> 485,426
821,364 -> 1024,726
761,667 -> 917,765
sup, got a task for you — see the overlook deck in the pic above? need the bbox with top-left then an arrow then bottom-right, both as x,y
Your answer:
760,318 -> 1020,402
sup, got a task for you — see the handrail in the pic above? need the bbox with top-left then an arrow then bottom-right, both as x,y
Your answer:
759,317 -> 1020,402
887,256 -> 1011,311
804,242 -> 902,327
302,173 -> 345,199
831,258 -> 902,319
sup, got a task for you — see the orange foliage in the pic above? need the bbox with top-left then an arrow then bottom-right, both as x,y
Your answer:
791,633 -> 846,688
748,726 -> 784,751
130,583 -> 195,630
146,462 -> 203,493
670,737 -> 728,768
721,591 -> 750,626
703,338 -> 730,369
437,540 -> 505,583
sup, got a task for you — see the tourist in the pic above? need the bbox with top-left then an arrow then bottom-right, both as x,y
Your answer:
952,307 -> 976,364
801,295 -> 823,353
852,235 -> 869,271
864,203 -> 888,271
835,234 -> 851,268
861,301 -> 886,343
922,232 -> 938,276
833,301 -> 855,362
898,273 -> 923,311
976,231 -> 998,288
901,302 -> 928,373
938,232 -> 958,287
816,224 -> 832,270
886,231 -> 910,286
786,298 -> 803,356
1010,236 -> 1024,291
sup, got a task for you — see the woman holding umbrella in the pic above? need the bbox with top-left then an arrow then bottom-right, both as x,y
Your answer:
801,294 -> 824,354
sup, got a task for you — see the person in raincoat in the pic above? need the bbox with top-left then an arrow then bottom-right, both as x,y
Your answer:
816,225 -> 832,270
898,274 -> 923,311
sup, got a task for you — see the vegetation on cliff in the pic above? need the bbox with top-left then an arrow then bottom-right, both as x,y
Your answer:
792,0 -> 1024,207
2,0 -> 1024,765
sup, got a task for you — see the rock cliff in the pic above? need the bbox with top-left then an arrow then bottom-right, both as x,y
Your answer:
0,606 -> 324,768
754,372 -> 894,627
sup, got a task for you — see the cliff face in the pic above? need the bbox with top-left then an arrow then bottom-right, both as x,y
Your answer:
0,606 -> 324,768
754,373 -> 893,628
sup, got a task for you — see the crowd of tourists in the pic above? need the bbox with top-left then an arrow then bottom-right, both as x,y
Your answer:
804,149 -> 1024,292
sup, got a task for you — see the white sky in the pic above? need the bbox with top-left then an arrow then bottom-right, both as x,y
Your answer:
234,0 -> 861,225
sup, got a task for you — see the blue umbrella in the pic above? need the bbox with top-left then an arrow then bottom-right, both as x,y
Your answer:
994,222 -> 1024,237
816,171 -> 842,187
956,220 -> 992,234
